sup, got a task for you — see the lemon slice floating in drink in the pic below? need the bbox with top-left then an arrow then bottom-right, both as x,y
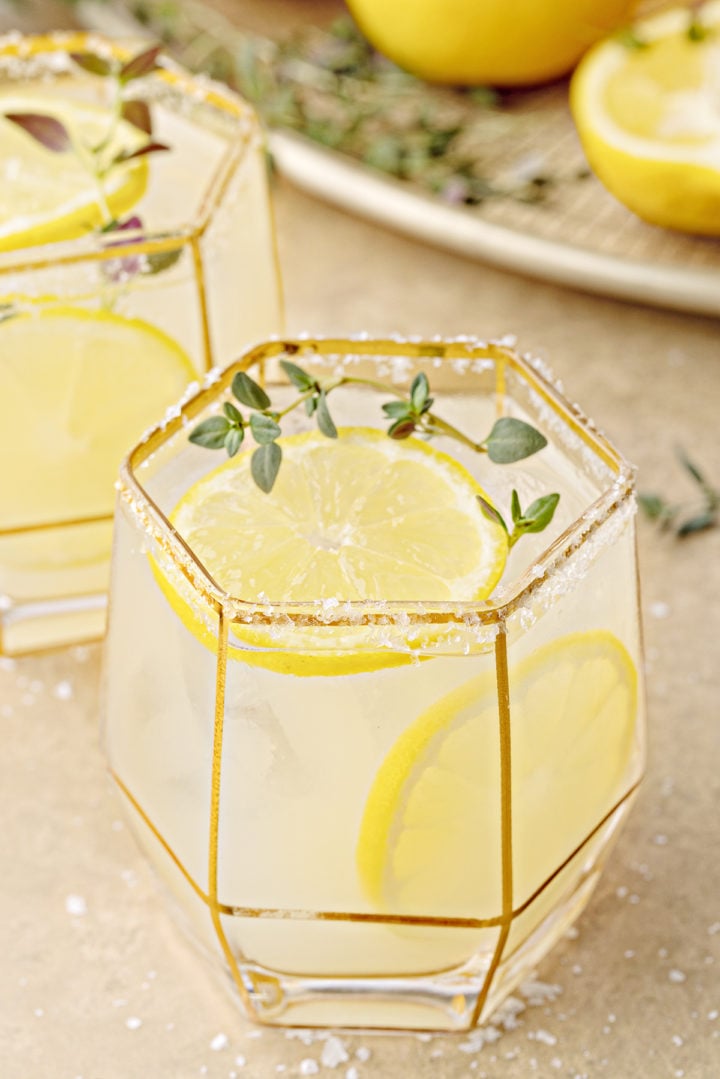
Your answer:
0,307 -> 195,570
161,427 -> 508,675
571,2 -> 720,234
0,91 -> 148,251
357,631 -> 637,918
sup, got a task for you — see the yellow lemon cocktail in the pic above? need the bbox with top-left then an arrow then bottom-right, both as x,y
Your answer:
0,34 -> 282,654
103,337 -> 645,1030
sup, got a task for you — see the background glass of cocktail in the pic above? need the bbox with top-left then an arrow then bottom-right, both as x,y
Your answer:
103,336 -> 645,1031
0,33 -> 282,655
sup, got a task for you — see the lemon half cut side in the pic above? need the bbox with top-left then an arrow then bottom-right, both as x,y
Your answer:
571,2 -> 720,234
157,427 -> 509,677
0,90 -> 149,251
356,630 -> 638,919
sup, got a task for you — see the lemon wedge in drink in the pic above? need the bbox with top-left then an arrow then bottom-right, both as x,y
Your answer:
0,91 -> 148,251
161,427 -> 508,676
357,631 -> 637,918
0,306 -> 195,568
571,2 -> 720,234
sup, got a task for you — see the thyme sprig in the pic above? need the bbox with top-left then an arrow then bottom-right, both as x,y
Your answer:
189,364 -> 559,545
4,43 -> 180,278
640,449 -> 719,537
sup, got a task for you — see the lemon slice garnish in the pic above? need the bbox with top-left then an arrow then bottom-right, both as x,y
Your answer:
571,2 -> 720,234
158,427 -> 508,676
0,306 -> 195,570
356,631 -> 638,918
0,90 -> 148,251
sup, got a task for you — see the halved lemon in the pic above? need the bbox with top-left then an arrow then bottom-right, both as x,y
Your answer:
0,90 -> 148,251
159,427 -> 508,676
356,630 -> 638,918
0,306 -> 195,568
571,2 -> 720,234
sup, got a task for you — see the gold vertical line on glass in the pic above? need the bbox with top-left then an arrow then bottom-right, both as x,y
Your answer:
470,626 -> 513,1027
207,607 -> 260,1021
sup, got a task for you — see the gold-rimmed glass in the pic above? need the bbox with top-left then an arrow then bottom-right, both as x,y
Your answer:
103,336 -> 645,1031
0,33 -> 283,655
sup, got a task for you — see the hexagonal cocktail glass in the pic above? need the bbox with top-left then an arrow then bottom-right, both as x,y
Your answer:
0,34 -> 282,655
103,337 -> 645,1031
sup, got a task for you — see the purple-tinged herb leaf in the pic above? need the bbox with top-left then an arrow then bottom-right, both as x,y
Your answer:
4,112 -> 72,153
113,141 -> 170,164
101,215 -> 144,282
119,44 -> 163,84
476,495 -> 508,535
121,99 -> 152,136
70,52 -> 113,77
387,417 -> 416,440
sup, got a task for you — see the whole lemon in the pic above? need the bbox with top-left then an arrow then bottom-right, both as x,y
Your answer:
345,0 -> 639,86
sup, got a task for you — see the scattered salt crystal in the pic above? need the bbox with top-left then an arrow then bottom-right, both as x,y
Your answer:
658,948 -> 669,958
53,680 -> 73,701
111,999 -> 127,1008
430,1048 -> 444,1058
34,1008 -> 44,1017
531,1030 -> 557,1046
572,965 -> 583,975
608,1014 -> 616,1023
654,834 -> 668,846
629,894 -> 640,904
355,1048 -> 371,1062
125,1017 -> 142,1030
649,601 -> 670,619
299,1061 -> 319,1076
166,1022 -> 175,1031
519,978 -> 561,1005
276,1066 -> 286,1073
672,1035 -> 683,1046
234,1056 -> 246,1067
550,1058 -> 563,1070
345,1069 -> 359,1079
708,1010 -> 719,1020
616,886 -> 628,899
210,1033 -> 229,1051
669,970 -> 686,984
65,895 -> 87,917
564,926 -> 580,940
321,1036 -> 349,1068
625,950 -> 635,959
709,923 -> 720,936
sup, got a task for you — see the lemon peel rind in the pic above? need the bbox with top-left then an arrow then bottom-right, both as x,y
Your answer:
356,629 -> 637,911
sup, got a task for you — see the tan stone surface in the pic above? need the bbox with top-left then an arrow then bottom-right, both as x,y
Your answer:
2,3 -> 720,1078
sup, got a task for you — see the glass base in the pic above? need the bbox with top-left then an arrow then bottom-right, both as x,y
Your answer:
0,592 -> 106,655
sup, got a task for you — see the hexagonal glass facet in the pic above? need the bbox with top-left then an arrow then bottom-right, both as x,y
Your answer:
0,34 -> 282,654
103,337 -> 645,1031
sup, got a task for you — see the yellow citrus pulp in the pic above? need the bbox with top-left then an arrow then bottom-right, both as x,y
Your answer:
356,630 -> 637,918
159,427 -> 508,676
0,307 -> 195,568
0,90 -> 148,251
345,0 -> 637,87
571,2 -> 720,234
